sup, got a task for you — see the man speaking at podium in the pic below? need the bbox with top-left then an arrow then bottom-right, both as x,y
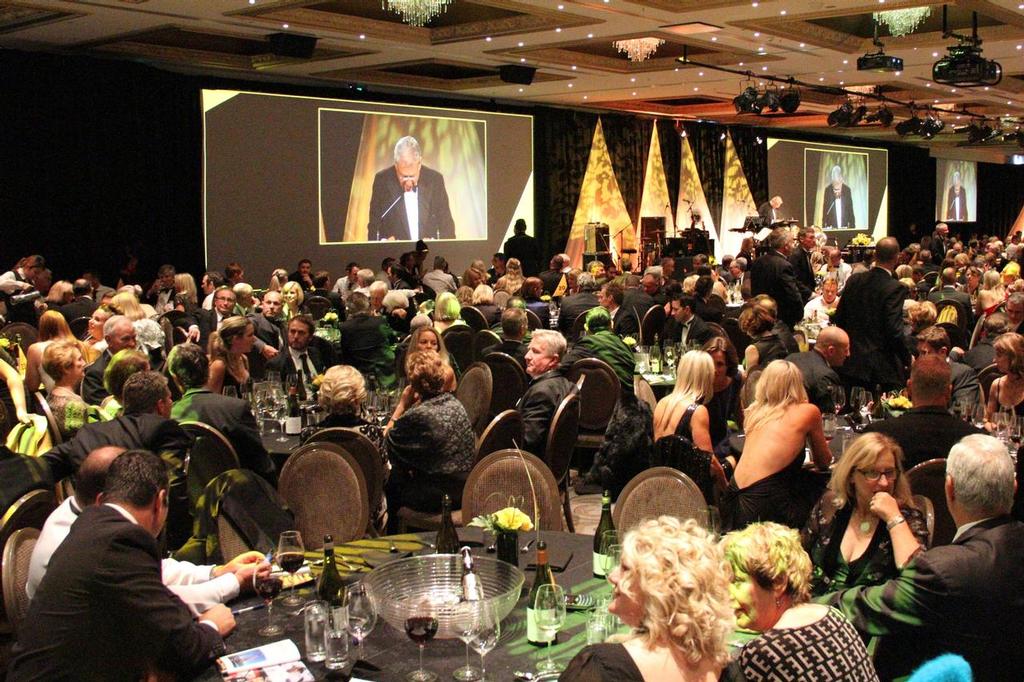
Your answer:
368,136 -> 455,242
822,165 -> 855,229
758,195 -> 785,224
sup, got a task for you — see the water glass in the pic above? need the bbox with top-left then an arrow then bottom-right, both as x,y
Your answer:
325,624 -> 350,671
304,601 -> 328,663
585,610 -> 609,645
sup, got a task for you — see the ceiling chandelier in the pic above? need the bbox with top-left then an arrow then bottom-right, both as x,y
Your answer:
873,7 -> 932,37
383,0 -> 453,27
613,37 -> 665,62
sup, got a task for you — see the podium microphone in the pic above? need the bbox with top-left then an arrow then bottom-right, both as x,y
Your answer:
378,193 -> 404,241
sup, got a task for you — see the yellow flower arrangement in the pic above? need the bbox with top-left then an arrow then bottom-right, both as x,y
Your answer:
849,233 -> 874,247
540,295 -> 552,303
621,336 -> 637,348
311,373 -> 325,388
468,506 -> 534,534
885,395 -> 913,411
321,311 -> 339,324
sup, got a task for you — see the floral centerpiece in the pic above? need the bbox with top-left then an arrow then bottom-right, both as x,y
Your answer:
314,311 -> 341,346
884,394 -> 912,417
469,506 -> 534,566
849,233 -> 874,247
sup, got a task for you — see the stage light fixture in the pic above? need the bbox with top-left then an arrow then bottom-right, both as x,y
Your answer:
865,105 -> 894,126
849,104 -> 868,126
966,120 -> 995,144
827,101 -> 855,127
779,87 -> 801,114
920,114 -> 945,139
754,88 -> 780,113
733,85 -> 759,114
895,113 -> 923,136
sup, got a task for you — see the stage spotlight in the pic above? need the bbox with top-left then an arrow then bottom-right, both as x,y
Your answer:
779,87 -> 801,114
920,115 -> 945,139
966,120 -> 995,144
754,89 -> 780,113
733,86 -> 759,114
827,101 -> 854,127
895,114 -> 923,136
849,104 -> 868,126
865,105 -> 894,126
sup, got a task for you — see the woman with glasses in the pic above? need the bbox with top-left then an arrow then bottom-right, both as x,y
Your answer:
801,433 -> 928,597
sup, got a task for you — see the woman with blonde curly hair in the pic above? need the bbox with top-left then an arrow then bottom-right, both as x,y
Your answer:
563,517 -> 735,681
24,310 -> 90,393
721,360 -> 831,531
494,257 -> 525,296
206,315 -> 255,395
280,280 -> 304,321
722,522 -> 878,681
109,290 -> 165,358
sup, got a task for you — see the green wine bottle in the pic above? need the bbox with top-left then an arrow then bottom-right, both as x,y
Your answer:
592,491 -> 615,578
435,494 -> 460,554
526,541 -> 557,646
317,535 -> 348,633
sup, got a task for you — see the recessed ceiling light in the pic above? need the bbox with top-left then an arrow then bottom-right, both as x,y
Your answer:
754,32 -> 760,37
485,36 -> 492,42
739,62 -> 744,66
932,52 -> 939,57
520,58 -> 526,62
895,71 -> 901,76
555,27 -> 562,32
711,36 -> 718,41
557,3 -> 564,8
780,10 -> 787,15
842,59 -> 848,64
568,83 -> 573,88
518,41 -> 524,47
282,23 -> 289,28
694,87 -> 699,91
934,99 -> 940,103
800,43 -> 805,48
839,80 -> 844,85
587,33 -> 594,39
674,68 -> 679,72
951,88 -> 956,92
762,66 -> 768,71
926,83 -> 931,87
1018,44 -> 1023,50
583,95 -> 588,99
359,34 -> 366,39
984,86 -> 990,90
698,71 -> 704,76
632,91 -> 637,96
248,0 -> 255,4
518,88 -> 523,92
571,65 -> 577,70
630,77 -> 636,82
1009,100 -> 1014,105
752,1 -> 758,6
819,77 -> 825,81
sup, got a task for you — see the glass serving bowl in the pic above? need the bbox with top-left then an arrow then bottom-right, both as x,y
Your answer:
363,554 -> 525,639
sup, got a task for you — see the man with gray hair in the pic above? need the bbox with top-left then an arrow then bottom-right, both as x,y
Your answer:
822,164 -> 855,228
557,272 -> 600,339
750,228 -> 805,327
367,135 -> 455,241
519,330 -> 574,460
82,314 -> 138,405
827,434 -> 1024,680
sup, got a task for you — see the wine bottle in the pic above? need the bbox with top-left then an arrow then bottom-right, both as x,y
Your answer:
871,384 -> 886,422
460,547 -> 483,602
650,335 -> 662,374
317,535 -> 348,631
285,382 -> 302,435
435,494 -> 460,554
592,491 -> 614,578
526,541 -> 556,646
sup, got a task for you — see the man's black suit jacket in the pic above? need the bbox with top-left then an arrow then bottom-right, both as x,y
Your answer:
862,405 -> 984,470
821,183 -> 855,228
82,350 -> 112,406
503,233 -> 542,276
9,505 -> 224,681
337,315 -> 393,379
750,250 -> 805,327
788,245 -> 816,300
946,186 -> 968,221
488,340 -> 527,370
557,291 -> 599,339
265,345 -> 326,382
518,370 -> 574,462
833,267 -> 911,388
247,312 -> 284,351
538,269 -> 564,296
785,349 -> 841,414
367,165 -> 455,241
662,314 -> 715,347
962,339 -> 996,373
57,296 -> 97,324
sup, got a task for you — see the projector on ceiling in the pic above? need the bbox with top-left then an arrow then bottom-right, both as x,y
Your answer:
932,44 -> 1002,87
857,52 -> 904,73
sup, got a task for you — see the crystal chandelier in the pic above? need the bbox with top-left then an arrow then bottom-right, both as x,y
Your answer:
383,0 -> 454,27
613,37 -> 665,62
873,7 -> 932,37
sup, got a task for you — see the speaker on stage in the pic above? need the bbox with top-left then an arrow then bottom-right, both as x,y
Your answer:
499,65 -> 536,85
584,223 -> 610,254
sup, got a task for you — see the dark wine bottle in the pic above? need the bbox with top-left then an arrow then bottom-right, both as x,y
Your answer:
592,490 -> 615,578
317,534 -> 346,607
526,541 -> 557,646
460,547 -> 483,602
871,384 -> 886,421
285,382 -> 302,435
435,494 -> 460,554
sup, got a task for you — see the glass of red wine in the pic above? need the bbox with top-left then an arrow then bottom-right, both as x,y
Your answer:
404,601 -> 439,682
277,530 -> 306,608
254,565 -> 286,637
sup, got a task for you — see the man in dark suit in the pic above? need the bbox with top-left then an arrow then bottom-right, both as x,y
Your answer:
185,286 -> 237,350
757,195 -> 785,224
599,281 -> 639,339
266,314 -> 326,385
863,356 -> 984,469
488,308 -> 528,370
788,225 -> 817,299
288,258 -> 314,290
825,434 -> 1024,680
82,314 -> 137,405
504,218 -> 542,277
367,136 -> 455,242
785,326 -> 849,414
9,450 -> 234,681
916,326 -> 979,406
168,344 -> 276,485
663,292 -> 715,347
57,278 -> 98,322
833,237 -> 911,390
931,222 -> 949,264
539,254 -> 569,296
520,330 -> 574,462
927,267 -> 973,328
557,273 -> 600,340
621,274 -> 656,330
750,228 -> 806,328
946,173 -> 968,221
821,165 -> 855,228
962,312 -> 1008,372
247,290 -> 284,359
336,295 -> 395,382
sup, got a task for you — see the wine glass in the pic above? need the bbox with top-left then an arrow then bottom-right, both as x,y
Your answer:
254,566 -> 286,637
348,582 -> 377,668
404,601 -> 439,682
850,387 -> 869,422
276,531 -> 306,608
274,395 -> 290,443
830,385 -> 846,415
453,603 -> 482,682
599,530 -> 620,583
822,413 -> 837,441
469,603 -> 500,682
534,584 -> 567,674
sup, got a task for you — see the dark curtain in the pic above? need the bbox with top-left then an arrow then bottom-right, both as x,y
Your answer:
979,163 -> 1024,238
656,120 -> 682,223
683,121 -> 727,231
887,144 -> 935,246
600,114 -> 651,226
730,126 -> 769,208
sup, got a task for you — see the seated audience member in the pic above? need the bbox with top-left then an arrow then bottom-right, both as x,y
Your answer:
562,517 -> 734,682
538,254 -> 567,296
9,450 -> 238,681
455,285 -> 474,308
199,270 -> 224,310
826,435 -> 1024,681
332,262 -> 360,301
653,350 -> 714,446
701,336 -> 744,452
99,348 -> 150,418
621,273 -> 656,321
520,330 -> 575,461
82,315 -> 137,405
174,273 -> 199,314
927,267 -> 974,327
864,355 -> 983,469
488,308 -> 529,369
246,289 -> 283,361
109,290 -> 165,361
722,360 -> 831,531
906,300 -> 937,347
24,310 -> 85,394
431,291 -> 466,335
289,258 -> 315,290
267,314 -> 327,385
309,270 -> 342,312
752,294 -> 800,354
520,277 -> 551,330
59,278 -> 99,322
802,433 -> 928,596
915,326 -> 979,406
421,256 -> 457,295
471,284 -> 501,327
803,277 -> 840,323
367,280 -> 388,315
785,326 -> 850,415
560,307 -> 635,390
27,446 -> 265,611
384,351 -> 475,520
663,292 -> 715,347
231,282 -> 257,317
693,275 -> 726,326
558,273 -> 600,339
42,340 -> 91,440
494,257 -> 525,296
739,301 -> 786,372
84,305 -> 113,356
598,280 -> 636,338
722,523 -> 878,681
186,285 -> 237,349
206,315 -> 255,395
402,325 -> 457,389
280,280 -> 304,321
168,344 -> 275,484
460,265 -> 486,292
382,290 -> 412,335
986,332 -> 1024,418
961,311 -> 1008,372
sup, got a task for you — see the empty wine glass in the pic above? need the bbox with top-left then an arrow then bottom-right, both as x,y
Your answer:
469,602 -> 500,682
348,581 -> 377,668
850,387 -> 869,422
276,530 -> 306,608
599,531 -> 621,584
534,584 -> 566,674
274,395 -> 290,443
830,385 -> 846,415
453,603 -> 482,682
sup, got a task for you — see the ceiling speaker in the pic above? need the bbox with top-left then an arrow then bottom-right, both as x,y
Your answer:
499,64 -> 536,85
267,33 -> 318,59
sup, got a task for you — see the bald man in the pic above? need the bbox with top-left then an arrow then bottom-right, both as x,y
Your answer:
786,325 -> 850,414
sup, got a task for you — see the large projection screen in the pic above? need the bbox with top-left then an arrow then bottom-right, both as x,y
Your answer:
934,159 -> 976,223
202,90 -> 533,276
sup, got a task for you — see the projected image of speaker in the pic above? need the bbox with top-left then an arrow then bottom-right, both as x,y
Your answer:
267,33 -> 318,59
499,65 -> 536,85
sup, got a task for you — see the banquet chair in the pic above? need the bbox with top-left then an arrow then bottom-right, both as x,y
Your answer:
524,309 -> 543,332
483,352 -> 528,417
473,329 -> 501,361
544,392 -> 581,532
442,325 -> 475,376
304,429 -> 383,536
0,489 -> 57,553
2,527 -> 38,636
278,443 -> 369,547
566,357 -> 620,451
304,295 -> 332,321
217,515 -> 253,561
907,458 -> 956,547
639,305 -> 665,346
968,315 -> 986,350
570,311 -> 588,341
461,449 -> 563,531
0,323 -> 37,354
68,316 -> 91,341
978,363 -> 1003,402
475,410 -> 525,463
33,392 -> 63,446
456,362 -> 493,436
912,494 -> 935,547
179,422 -> 241,510
461,306 -> 488,332
614,467 -> 708,533
633,376 -> 657,413
936,320 -> 966,353
159,316 -> 175,357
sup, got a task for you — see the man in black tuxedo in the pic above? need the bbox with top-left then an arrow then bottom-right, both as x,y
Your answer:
821,165 -> 855,228
337,294 -> 395,381
367,136 -> 455,241
520,330 -> 575,462
539,254 -> 569,296
785,326 -> 849,414
962,313 -> 1008,372
788,225 -> 817,299
663,292 -> 715,347
557,273 -> 600,340
266,315 -> 325,385
757,195 -> 785,224
946,172 -> 968,221
599,281 -> 639,339
927,267 -> 973,328
488,308 -> 529,370
504,218 -> 542,276
57,278 -> 98,322
931,222 -> 949,264
185,286 -> 237,350
750,228 -> 806,327
833,237 -> 911,390
168,344 -> 276,485
82,315 -> 137,405
826,434 -> 1024,680
247,290 -> 284,358
621,274 -> 656,329
288,258 -> 314,290
9,450 -> 235,681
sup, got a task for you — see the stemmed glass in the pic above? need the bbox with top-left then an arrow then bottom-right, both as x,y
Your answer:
534,584 -> 567,674
453,602 -> 482,682
404,600 -> 439,682
468,603 -> 500,682
253,565 -> 286,637
830,385 -> 846,415
271,386 -> 290,442
599,530 -> 620,582
348,582 -> 377,668
850,387 -> 869,422
276,531 -> 306,608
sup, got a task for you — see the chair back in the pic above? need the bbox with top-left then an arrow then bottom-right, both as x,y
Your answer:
304,296 -> 332,321
475,410 -> 525,463
978,363 -> 1003,402
912,494 -> 935,547
907,458 -> 956,546
279,443 -> 369,546
159,316 -> 175,355
483,352 -> 528,416
652,435 -> 716,505
473,329 -> 502,361
570,311 -> 588,341
304,427 -> 384,528
68,316 -> 91,340
2,528 -> 38,635
33,392 -> 62,446
0,323 -> 36,354
968,314 -> 986,350
0,489 -> 56,555
640,305 -> 666,346
705,322 -> 728,341
633,376 -> 657,413
461,306 -> 488,332
456,362 -> 493,435
217,515 -> 253,560
936,320 -> 966,351
441,326 -> 475,376
566,357 -> 620,432
545,393 -> 580,485
180,422 -> 241,509
159,310 -> 188,327
461,449 -> 562,531
614,467 -> 708,532
525,309 -> 543,331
